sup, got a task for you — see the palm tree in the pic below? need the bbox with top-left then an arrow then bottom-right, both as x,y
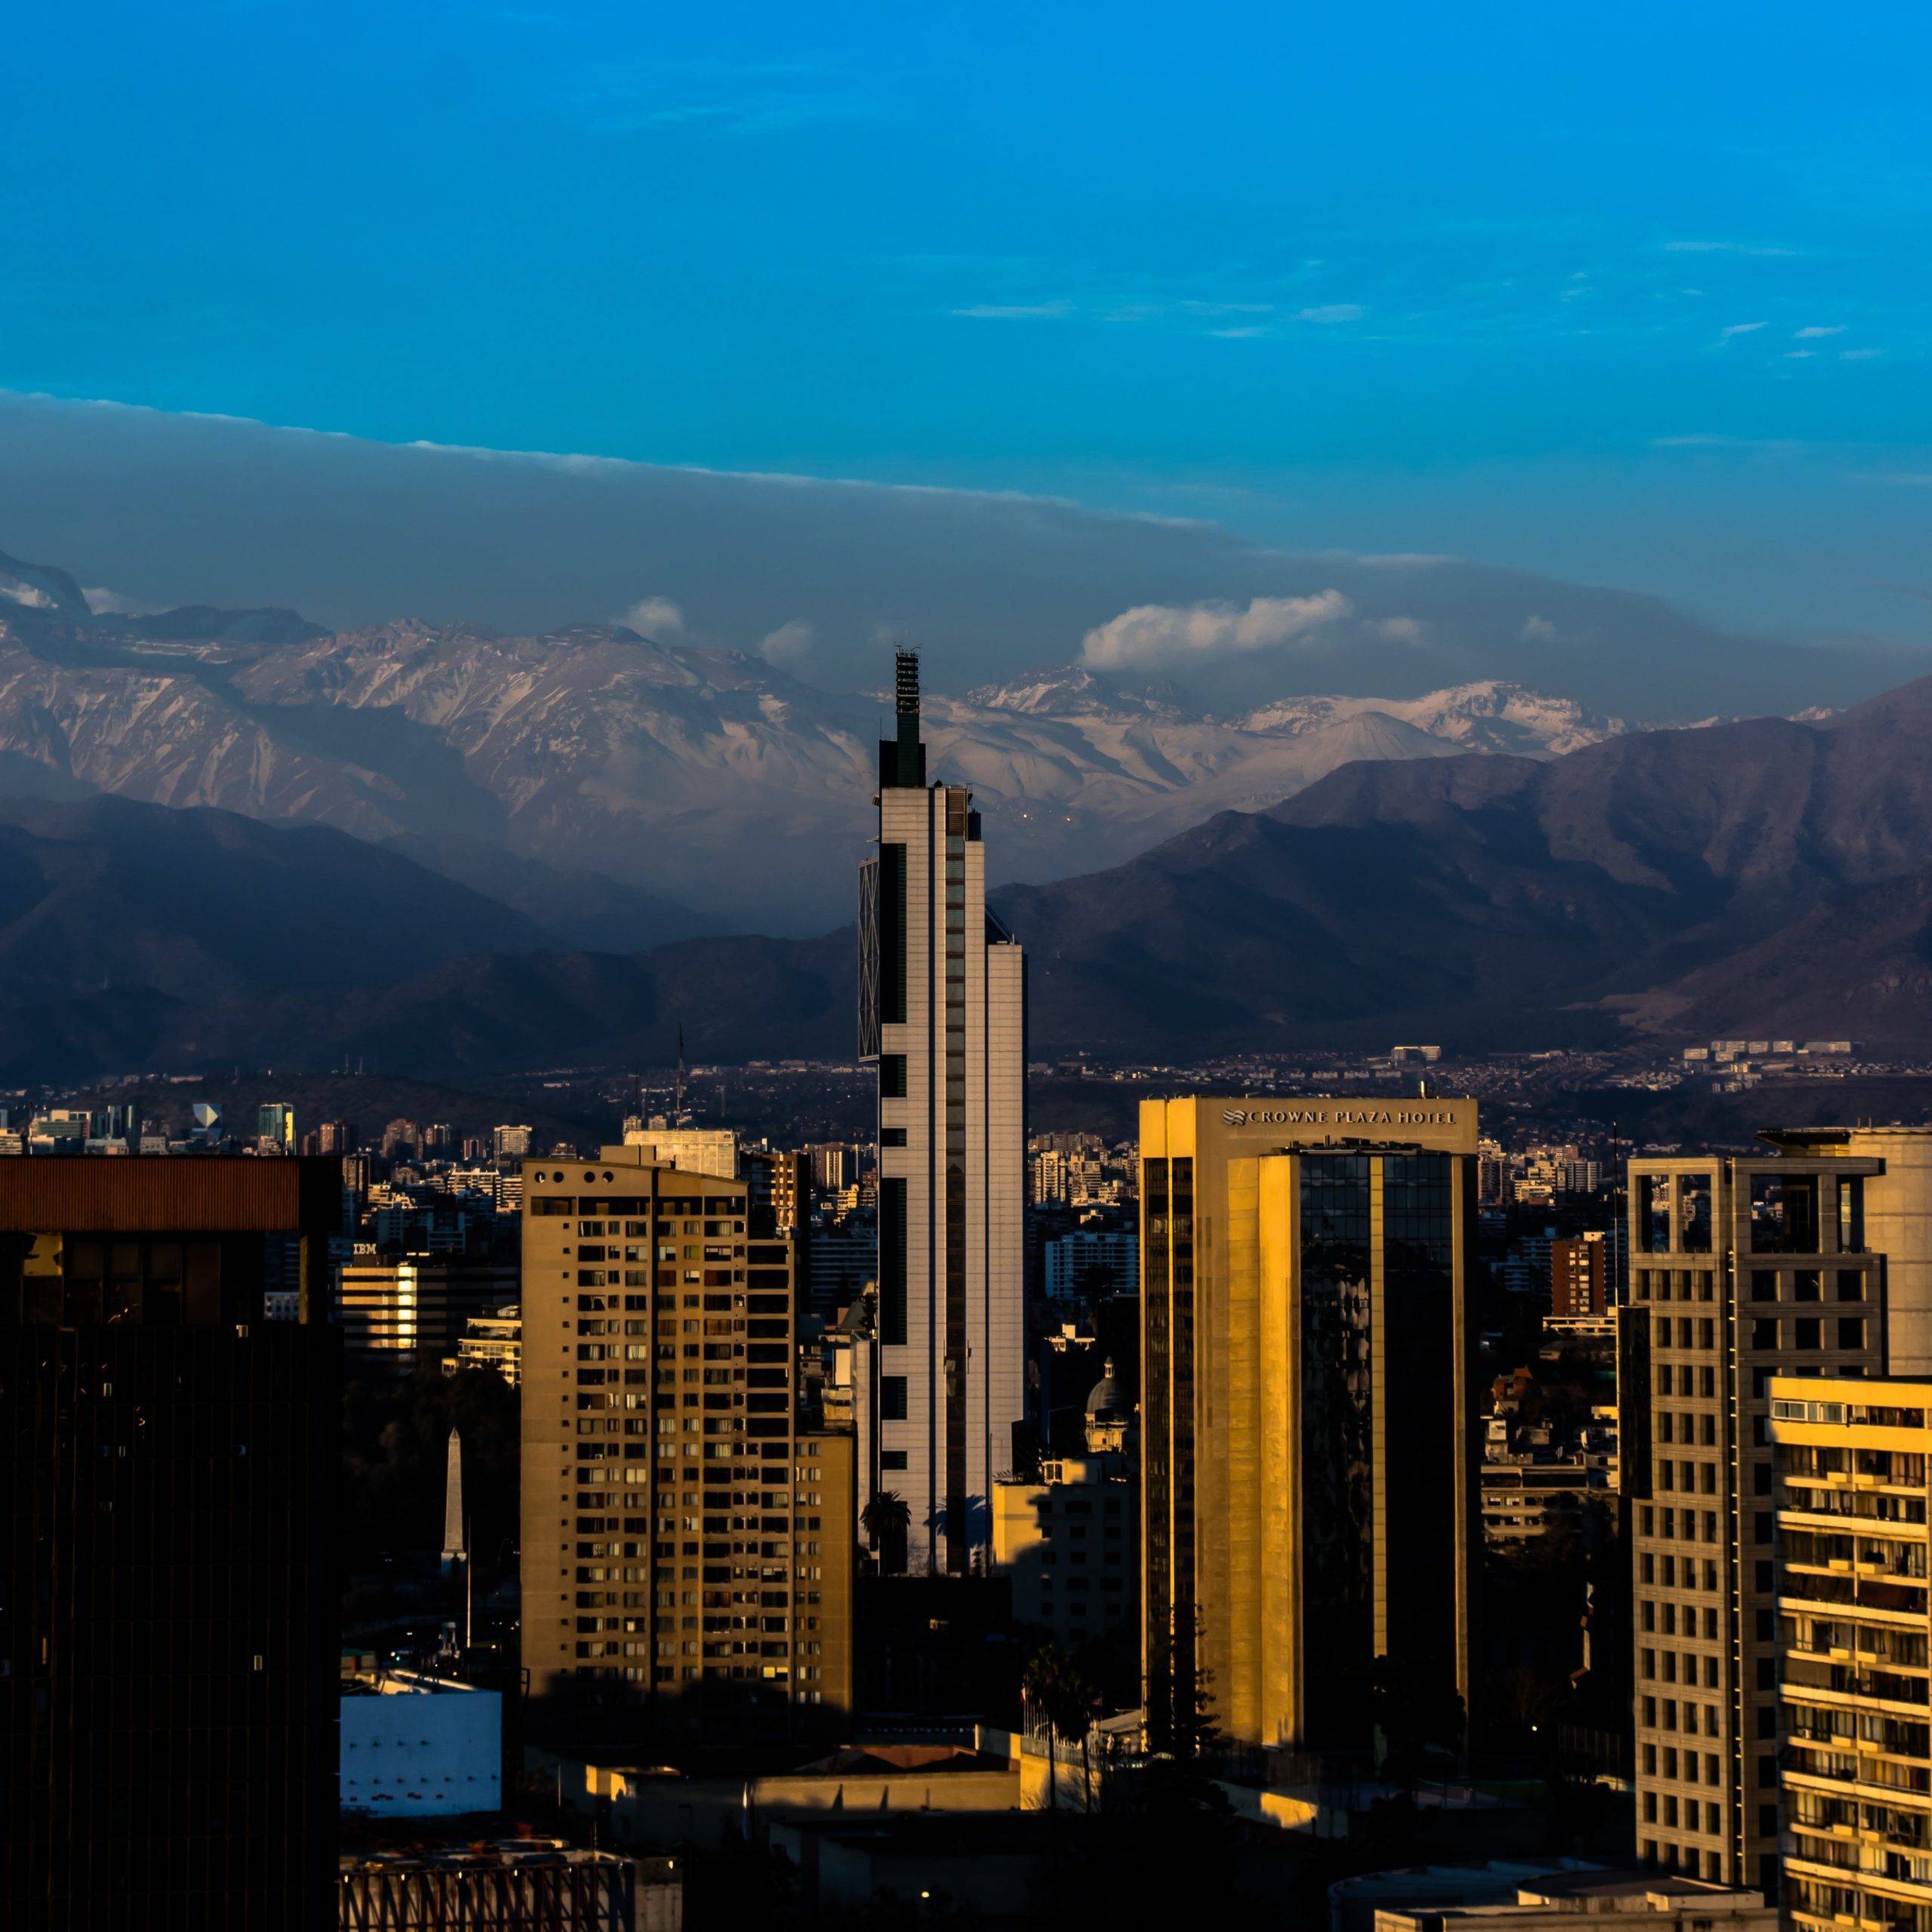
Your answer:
1023,1644 -> 1094,1820
860,1489 -> 911,1574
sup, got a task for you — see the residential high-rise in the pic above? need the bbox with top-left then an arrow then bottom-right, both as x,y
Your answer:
1554,1231 -> 1611,1317
0,1158 -> 341,1929
519,1146 -> 853,1729
1768,1374 -> 1932,1931
858,650 -> 1026,1575
1625,1147 -> 1885,1891
1139,1096 -> 1480,1757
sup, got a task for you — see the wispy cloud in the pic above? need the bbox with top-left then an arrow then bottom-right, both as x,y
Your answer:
1794,325 -> 1847,339
573,59 -> 891,137
1295,303 -> 1366,324
1081,591 -> 1352,671
952,301 -> 1072,321
1649,433 -> 1815,454
1666,239 -> 1801,258
81,585 -> 152,616
1841,346 -> 1885,361
759,619 -> 816,666
1209,325 -> 1269,340
619,595 -> 685,637
1717,321 -> 1766,345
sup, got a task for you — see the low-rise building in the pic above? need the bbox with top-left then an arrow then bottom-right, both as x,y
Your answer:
338,1258 -> 518,1378
1332,1865 -> 1775,1932
340,1669 -> 501,1817
444,1302 -> 522,1386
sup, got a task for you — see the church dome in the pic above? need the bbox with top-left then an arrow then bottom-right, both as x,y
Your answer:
1085,1358 -> 1124,1418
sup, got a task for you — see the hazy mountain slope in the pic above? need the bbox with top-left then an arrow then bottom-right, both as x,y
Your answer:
0,795 -> 548,1002
0,547 -> 1634,931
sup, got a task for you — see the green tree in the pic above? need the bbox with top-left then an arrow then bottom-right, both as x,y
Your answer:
1023,1643 -> 1095,1818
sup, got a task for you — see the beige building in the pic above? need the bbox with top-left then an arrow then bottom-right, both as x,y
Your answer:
993,1365 -> 1137,1651
1770,1377 -> 1932,1932
1140,1095 -> 1479,1758
1764,1128 -> 1932,1374
1626,1149 -> 1885,1890
519,1147 -> 852,1730
443,1302 -> 522,1386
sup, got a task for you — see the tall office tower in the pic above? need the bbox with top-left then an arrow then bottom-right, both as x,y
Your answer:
1767,1375 -> 1932,1932
520,1147 -> 854,1729
858,650 -> 1026,1576
1139,1096 -> 1480,1757
1626,1147 -> 1885,1892
256,1100 -> 296,1152
0,1159 -> 341,1930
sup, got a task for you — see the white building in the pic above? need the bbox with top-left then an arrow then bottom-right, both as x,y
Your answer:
1042,1229 -> 1138,1303
340,1669 -> 501,1817
859,651 -> 1026,1574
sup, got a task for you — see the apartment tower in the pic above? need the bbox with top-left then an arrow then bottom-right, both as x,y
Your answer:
858,650 -> 1026,1575
1625,1148 -> 1885,1892
1768,1376 -> 1932,1932
519,1148 -> 853,1730
0,1158 -> 341,1930
1139,1096 -> 1479,1758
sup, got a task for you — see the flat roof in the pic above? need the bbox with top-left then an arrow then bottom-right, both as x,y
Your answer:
0,1155 -> 341,1233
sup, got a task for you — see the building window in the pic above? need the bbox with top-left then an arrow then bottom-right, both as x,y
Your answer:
881,1376 -> 908,1421
880,1054 -> 907,1098
881,1449 -> 908,1472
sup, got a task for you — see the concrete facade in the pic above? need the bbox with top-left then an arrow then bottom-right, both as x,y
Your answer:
1625,1150 -> 1884,1893
518,1149 -> 853,1727
860,652 -> 1026,1576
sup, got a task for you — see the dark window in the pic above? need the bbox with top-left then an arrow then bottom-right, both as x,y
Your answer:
881,1375 -> 908,1420
878,1178 -> 908,1346
880,1054 -> 907,1098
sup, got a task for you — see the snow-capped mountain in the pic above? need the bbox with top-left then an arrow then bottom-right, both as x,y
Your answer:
0,555 -> 1626,932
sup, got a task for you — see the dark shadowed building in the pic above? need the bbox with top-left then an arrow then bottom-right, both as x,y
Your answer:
0,1158 -> 341,1930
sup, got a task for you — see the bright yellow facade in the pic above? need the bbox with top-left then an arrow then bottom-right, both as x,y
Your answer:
1771,1377 -> 1932,1932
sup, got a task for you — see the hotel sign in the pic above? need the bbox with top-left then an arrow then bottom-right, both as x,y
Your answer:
1220,1105 -> 1463,1129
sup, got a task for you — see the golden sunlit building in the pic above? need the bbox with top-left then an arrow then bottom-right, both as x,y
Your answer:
1139,1096 -> 1479,1758
1770,1377 -> 1932,1932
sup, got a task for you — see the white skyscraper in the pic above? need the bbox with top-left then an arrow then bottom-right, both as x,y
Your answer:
860,651 -> 1026,1575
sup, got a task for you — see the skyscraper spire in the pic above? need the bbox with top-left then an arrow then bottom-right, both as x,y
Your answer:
884,647 -> 926,789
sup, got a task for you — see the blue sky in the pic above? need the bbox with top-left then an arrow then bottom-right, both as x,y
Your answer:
5,0 -> 1931,646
